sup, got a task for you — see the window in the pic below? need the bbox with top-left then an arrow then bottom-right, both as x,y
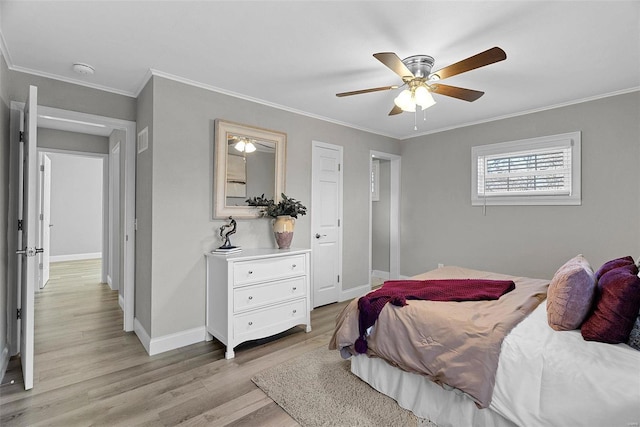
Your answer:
472,132 -> 581,206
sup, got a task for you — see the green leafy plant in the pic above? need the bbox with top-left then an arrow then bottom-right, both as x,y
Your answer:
246,193 -> 307,218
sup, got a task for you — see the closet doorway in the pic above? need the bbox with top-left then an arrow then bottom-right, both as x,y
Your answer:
369,151 -> 401,286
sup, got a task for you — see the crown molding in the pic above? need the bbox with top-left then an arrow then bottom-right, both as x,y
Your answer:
143,68 -> 398,139
401,87 -> 640,140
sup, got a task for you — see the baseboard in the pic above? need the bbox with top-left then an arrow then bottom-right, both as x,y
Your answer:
118,294 -> 124,311
0,345 -> 9,385
50,252 -> 102,263
372,270 -> 390,280
134,319 -> 207,356
339,283 -> 371,302
134,318 -> 151,354
399,274 -> 411,280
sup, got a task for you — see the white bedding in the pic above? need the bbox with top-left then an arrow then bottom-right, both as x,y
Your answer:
352,303 -> 640,427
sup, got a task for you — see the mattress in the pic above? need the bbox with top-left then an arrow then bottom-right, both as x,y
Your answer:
351,302 -> 640,427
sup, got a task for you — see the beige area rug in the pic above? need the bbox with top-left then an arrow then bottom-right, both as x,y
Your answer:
252,346 -> 437,427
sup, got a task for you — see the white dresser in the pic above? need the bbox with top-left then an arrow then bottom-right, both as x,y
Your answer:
205,248 -> 311,359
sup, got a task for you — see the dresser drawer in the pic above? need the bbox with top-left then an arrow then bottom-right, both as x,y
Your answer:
233,254 -> 306,286
233,276 -> 306,313
233,298 -> 307,342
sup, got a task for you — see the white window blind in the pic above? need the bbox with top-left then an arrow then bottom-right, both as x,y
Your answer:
472,132 -> 581,206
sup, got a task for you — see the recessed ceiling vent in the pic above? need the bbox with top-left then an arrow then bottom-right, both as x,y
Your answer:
72,62 -> 95,75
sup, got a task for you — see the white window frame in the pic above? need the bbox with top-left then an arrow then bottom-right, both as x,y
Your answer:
471,131 -> 581,206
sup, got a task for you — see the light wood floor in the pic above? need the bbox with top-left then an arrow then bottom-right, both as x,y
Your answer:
0,259 -> 350,426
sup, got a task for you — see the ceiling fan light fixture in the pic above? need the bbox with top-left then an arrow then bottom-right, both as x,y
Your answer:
415,85 -> 436,109
394,89 -> 415,112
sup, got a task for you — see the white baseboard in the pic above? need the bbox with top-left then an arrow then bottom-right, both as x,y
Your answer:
134,318 -> 151,354
50,252 -> 102,263
372,270 -> 390,280
0,345 -> 9,385
399,274 -> 411,280
339,283 -> 371,302
134,319 -> 206,356
118,294 -> 124,311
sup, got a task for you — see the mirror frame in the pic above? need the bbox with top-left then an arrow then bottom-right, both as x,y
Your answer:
214,119 -> 286,219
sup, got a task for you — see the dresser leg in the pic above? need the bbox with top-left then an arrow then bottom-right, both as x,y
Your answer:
306,324 -> 312,333
225,348 -> 235,359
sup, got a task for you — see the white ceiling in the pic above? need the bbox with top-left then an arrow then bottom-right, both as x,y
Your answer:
1,1 -> 638,139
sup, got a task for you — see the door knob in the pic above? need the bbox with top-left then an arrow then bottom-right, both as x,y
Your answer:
315,233 -> 326,239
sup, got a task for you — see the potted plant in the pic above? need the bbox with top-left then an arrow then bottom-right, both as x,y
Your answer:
247,193 -> 307,249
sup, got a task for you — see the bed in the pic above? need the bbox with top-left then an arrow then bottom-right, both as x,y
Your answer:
329,264 -> 640,427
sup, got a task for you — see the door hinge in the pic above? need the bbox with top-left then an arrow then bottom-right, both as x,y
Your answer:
39,263 -> 43,269
16,309 -> 21,320
338,219 -> 340,227
17,219 -> 23,231
40,213 -> 43,220
40,165 -> 45,171
337,275 -> 340,283
338,163 -> 341,172
19,131 -> 24,142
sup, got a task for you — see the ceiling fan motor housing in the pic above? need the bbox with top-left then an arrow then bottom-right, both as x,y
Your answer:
402,55 -> 434,79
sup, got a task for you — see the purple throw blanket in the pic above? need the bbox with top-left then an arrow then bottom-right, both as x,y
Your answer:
355,279 -> 515,353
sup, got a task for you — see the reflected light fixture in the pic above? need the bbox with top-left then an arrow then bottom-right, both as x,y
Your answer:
234,138 -> 256,153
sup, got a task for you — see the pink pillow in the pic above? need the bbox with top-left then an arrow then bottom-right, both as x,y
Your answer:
547,255 -> 596,331
581,264 -> 640,343
595,256 -> 635,281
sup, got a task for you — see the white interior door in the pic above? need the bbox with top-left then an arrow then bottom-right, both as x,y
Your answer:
18,85 -> 38,390
38,153 -> 52,288
311,142 -> 343,308
109,142 -> 120,292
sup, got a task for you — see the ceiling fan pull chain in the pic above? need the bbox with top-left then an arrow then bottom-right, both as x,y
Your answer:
414,110 -> 418,131
423,108 -> 427,121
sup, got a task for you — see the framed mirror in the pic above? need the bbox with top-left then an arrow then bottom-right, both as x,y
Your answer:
214,120 -> 286,219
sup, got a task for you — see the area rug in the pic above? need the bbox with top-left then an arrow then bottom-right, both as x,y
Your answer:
252,345 -> 437,427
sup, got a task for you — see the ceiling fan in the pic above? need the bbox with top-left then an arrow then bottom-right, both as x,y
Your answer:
336,47 -> 507,116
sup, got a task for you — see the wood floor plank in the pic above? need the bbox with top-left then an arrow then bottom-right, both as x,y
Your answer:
0,259 -> 352,426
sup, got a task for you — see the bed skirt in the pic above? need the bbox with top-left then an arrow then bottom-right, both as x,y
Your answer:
350,354 -> 516,427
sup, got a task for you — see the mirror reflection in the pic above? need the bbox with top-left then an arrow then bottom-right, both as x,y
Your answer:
225,134 -> 276,206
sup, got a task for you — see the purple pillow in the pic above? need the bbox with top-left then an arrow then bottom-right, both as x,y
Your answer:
595,256 -> 635,281
546,255 -> 596,331
581,264 -> 640,343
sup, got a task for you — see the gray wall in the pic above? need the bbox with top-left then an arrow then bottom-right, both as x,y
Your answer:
143,75 -> 399,338
38,127 -> 109,154
0,52 -> 10,372
372,159 -> 391,272
400,92 -> 640,279
47,153 -> 103,258
135,79 -> 153,335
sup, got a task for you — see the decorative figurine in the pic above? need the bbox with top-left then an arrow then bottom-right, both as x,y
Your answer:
218,216 -> 237,249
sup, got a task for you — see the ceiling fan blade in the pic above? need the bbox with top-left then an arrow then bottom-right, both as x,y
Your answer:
374,52 -> 414,80
430,47 -> 506,80
430,84 -> 484,102
388,105 -> 403,116
336,85 -> 398,97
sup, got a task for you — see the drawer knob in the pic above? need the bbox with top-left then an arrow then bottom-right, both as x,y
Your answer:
292,309 -> 297,314
248,270 -> 253,275
292,287 -> 297,291
292,264 -> 297,268
248,321 -> 253,326
248,296 -> 253,300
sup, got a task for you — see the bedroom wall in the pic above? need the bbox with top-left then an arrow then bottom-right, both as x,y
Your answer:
400,91 -> 640,279
144,75 -> 399,338
0,51 -> 10,378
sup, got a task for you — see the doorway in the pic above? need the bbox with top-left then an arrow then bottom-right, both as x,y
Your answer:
37,150 -> 107,289
369,151 -> 401,284
7,101 -> 137,385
